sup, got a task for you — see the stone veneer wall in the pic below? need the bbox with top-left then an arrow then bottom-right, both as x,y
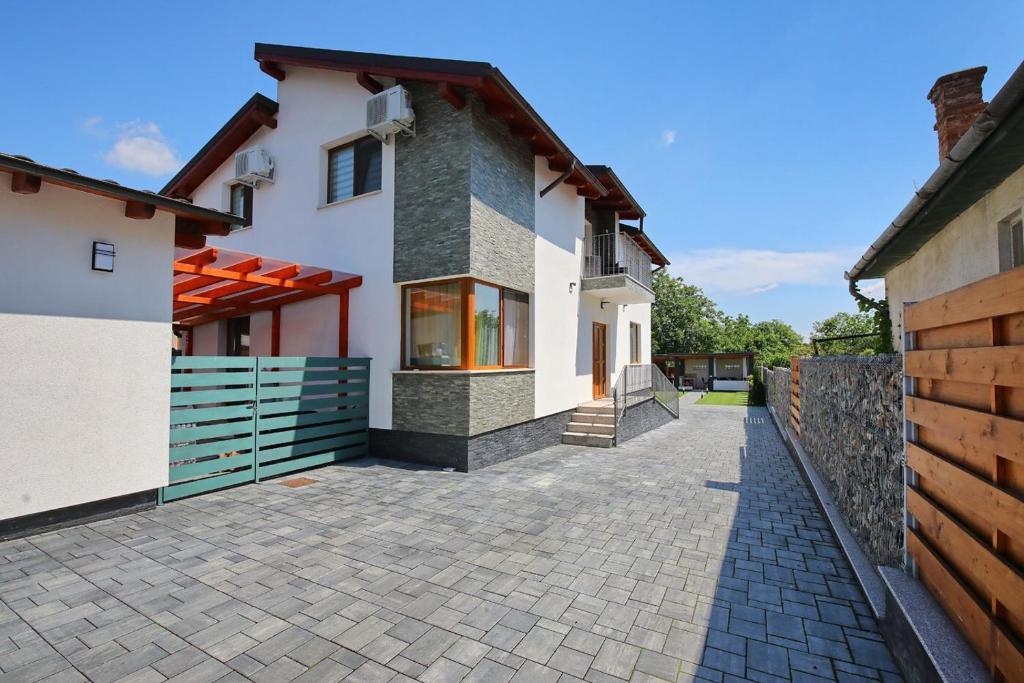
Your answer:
797,355 -> 904,568
617,398 -> 675,443
766,366 -> 791,426
392,371 -> 535,437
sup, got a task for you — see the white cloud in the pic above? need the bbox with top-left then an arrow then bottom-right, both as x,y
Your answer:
666,247 -> 864,296
81,116 -> 104,135
102,120 -> 181,176
660,129 -> 677,147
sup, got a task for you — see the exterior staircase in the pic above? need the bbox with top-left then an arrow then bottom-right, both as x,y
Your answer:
561,400 -> 615,447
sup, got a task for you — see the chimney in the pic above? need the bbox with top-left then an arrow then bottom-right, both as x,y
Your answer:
927,66 -> 988,159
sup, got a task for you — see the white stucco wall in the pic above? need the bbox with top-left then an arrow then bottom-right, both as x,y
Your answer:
533,164 -> 653,415
190,67 -> 399,429
884,164 -> 1024,343
0,176 -> 173,521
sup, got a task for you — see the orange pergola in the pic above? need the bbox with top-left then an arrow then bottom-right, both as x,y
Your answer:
172,247 -> 362,356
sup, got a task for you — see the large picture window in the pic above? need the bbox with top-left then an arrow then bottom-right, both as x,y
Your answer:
402,278 -> 530,370
327,136 -> 382,204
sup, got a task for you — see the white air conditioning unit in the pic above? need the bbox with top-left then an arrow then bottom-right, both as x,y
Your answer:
366,86 -> 415,143
234,147 -> 274,186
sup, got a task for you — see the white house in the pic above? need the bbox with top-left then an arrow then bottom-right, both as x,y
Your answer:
164,44 -> 674,470
0,153 -> 238,531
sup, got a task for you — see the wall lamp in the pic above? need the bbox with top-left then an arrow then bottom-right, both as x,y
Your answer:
92,241 -> 115,272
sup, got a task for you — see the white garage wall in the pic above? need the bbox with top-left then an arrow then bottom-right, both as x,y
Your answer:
190,67 -> 398,429
0,176 -> 173,521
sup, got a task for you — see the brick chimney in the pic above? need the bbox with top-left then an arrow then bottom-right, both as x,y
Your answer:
927,66 -> 987,159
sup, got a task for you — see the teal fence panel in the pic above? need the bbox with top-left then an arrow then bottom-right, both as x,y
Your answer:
163,356 -> 257,503
255,357 -> 370,481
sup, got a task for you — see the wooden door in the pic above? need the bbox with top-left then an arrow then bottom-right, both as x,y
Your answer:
592,322 -> 608,399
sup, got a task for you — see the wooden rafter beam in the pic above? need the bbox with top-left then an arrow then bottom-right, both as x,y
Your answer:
260,60 -> 286,80
175,267 -> 326,311
174,231 -> 206,249
177,289 -> 324,326
173,258 -> 281,298
251,110 -> 278,129
124,200 -> 156,220
11,171 -> 41,194
173,261 -> 361,296
357,72 -> 384,94
437,81 -> 465,109
176,247 -> 218,267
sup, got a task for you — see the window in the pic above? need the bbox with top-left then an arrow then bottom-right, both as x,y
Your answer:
229,184 -> 253,227
999,211 -> 1024,272
226,316 -> 251,357
629,323 -> 641,364
402,278 -> 530,369
327,137 -> 382,204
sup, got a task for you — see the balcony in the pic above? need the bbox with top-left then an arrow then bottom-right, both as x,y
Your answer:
581,232 -> 655,304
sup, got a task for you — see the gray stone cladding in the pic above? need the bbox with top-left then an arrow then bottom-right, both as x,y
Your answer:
370,407 -> 573,472
393,85 -> 535,292
392,371 -> 535,438
616,398 -> 676,443
468,95 -> 535,293
766,366 -> 792,427
393,81 -> 472,283
767,356 -> 904,568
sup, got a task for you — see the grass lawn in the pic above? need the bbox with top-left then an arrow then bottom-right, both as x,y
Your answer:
695,391 -> 750,406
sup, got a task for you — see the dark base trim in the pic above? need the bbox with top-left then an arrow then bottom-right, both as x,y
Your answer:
0,490 -> 158,541
371,408 -> 574,472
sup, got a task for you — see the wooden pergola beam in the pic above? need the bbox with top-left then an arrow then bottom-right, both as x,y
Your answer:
178,289 -> 324,327
11,171 -> 41,194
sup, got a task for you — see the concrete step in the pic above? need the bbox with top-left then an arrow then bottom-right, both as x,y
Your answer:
571,412 -> 615,425
576,405 -> 614,416
561,432 -> 614,447
566,421 -> 614,436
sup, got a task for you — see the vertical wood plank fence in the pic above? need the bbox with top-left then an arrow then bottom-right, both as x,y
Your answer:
903,268 -> 1024,680
163,356 -> 370,503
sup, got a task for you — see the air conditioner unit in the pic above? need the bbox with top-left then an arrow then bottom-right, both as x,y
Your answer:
234,147 -> 274,186
366,86 -> 415,143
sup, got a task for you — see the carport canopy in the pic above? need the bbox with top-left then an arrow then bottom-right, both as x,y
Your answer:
172,246 -> 362,354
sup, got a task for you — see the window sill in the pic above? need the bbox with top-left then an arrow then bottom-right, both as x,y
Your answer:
318,190 -> 382,210
393,368 -> 535,375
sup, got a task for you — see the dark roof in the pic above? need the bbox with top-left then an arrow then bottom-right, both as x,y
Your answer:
850,60 -> 1024,280
0,152 -> 238,228
586,165 -> 645,220
619,224 -> 670,267
162,93 -> 279,198
251,43 -> 606,198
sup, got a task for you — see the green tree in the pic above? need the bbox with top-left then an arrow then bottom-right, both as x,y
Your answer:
810,311 -> 877,355
744,319 -> 805,369
651,271 -> 725,354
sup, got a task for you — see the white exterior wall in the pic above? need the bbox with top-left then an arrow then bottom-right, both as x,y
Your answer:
884,164 -> 1024,343
0,176 -> 173,520
533,164 -> 653,417
190,68 -> 398,429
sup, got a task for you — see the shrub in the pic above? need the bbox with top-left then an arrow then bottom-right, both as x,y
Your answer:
748,369 -> 766,406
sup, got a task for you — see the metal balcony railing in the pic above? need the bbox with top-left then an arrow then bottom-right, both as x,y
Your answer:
583,232 -> 653,289
612,363 -> 680,428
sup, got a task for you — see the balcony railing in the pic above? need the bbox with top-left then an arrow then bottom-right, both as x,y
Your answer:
583,232 -> 653,289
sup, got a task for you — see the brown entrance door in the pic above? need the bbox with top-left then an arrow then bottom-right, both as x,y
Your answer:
592,322 -> 608,399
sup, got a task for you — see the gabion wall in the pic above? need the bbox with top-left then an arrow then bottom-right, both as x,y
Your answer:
798,355 -> 904,567
765,366 -> 792,427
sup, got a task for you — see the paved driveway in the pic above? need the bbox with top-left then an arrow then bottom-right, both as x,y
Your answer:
0,405 -> 899,682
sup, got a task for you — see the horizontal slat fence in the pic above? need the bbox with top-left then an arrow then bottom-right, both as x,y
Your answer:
164,356 -> 257,503
255,357 -> 370,480
162,356 -> 370,502
903,267 -> 1024,680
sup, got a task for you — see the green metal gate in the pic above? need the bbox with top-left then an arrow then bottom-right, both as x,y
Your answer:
163,356 -> 370,503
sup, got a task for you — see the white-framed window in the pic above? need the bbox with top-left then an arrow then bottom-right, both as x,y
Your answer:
998,210 -> 1024,272
324,136 -> 382,205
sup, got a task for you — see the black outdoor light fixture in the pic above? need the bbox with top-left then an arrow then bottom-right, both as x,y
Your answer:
92,241 -> 115,272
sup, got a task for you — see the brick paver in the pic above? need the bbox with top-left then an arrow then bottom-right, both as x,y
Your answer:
0,405 -> 900,681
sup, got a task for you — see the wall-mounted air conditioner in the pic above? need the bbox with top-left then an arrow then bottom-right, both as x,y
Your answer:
234,147 -> 274,186
366,86 -> 415,143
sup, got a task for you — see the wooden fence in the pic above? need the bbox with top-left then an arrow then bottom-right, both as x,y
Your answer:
790,357 -> 801,435
903,268 -> 1024,680
164,356 -> 369,502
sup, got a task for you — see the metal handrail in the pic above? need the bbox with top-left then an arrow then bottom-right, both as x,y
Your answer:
612,363 -> 680,427
583,232 -> 653,289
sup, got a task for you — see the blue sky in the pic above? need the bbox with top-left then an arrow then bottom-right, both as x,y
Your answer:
5,2 -> 1023,337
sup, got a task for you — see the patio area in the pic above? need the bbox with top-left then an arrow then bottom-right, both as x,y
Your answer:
0,405 -> 899,682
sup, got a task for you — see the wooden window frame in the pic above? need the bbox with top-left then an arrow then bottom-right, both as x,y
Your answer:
629,322 -> 642,364
401,276 -> 530,371
326,135 -> 382,205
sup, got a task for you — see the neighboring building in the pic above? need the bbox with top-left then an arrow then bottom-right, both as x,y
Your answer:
0,153 -> 237,529
847,61 -> 1024,344
164,44 -> 672,470
654,352 -> 756,391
